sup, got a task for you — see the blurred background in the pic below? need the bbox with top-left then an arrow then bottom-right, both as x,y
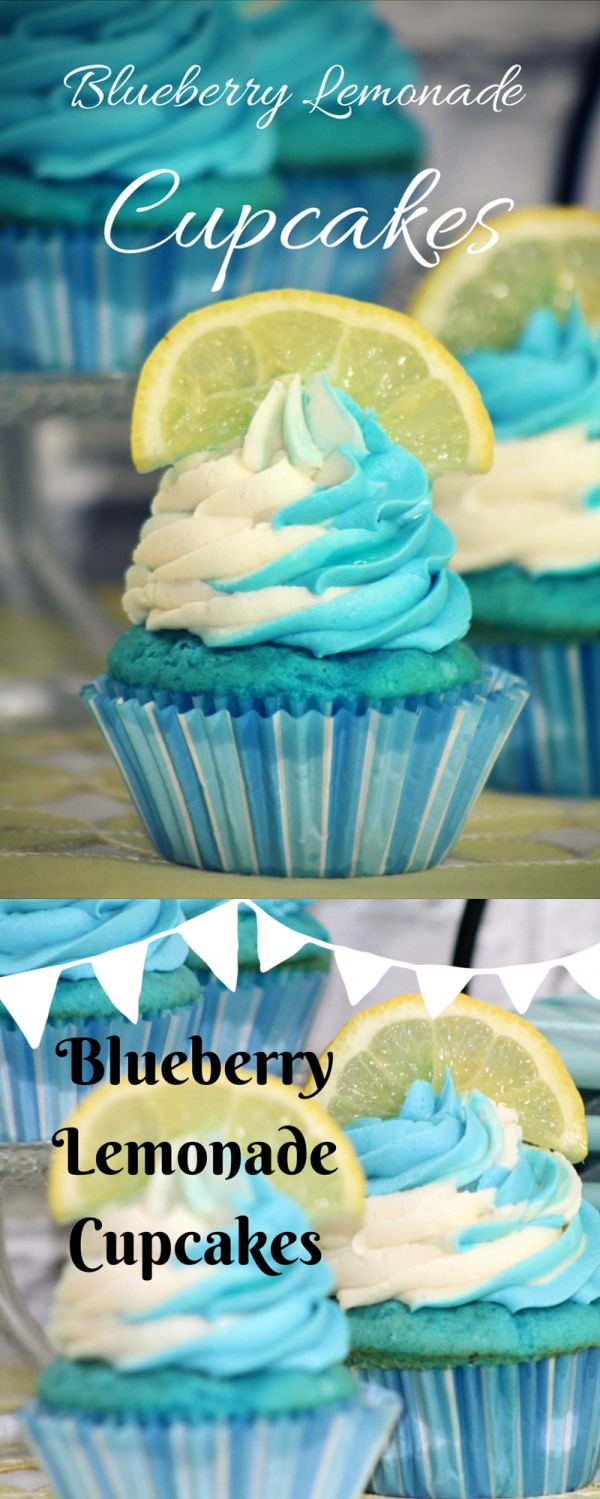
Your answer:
1,0 -> 599,716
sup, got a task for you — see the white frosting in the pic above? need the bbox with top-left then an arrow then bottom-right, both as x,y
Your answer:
434,426 -> 600,574
49,1177 -> 226,1366
123,376 -> 353,637
321,1134 -> 583,1312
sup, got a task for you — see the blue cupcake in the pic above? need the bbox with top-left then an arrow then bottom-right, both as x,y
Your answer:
0,899 -> 201,1143
21,1163 -> 398,1499
322,1071 -> 600,1498
233,0 -> 424,301
528,994 -> 600,1214
183,900 -> 331,1061
0,0 -> 423,373
436,303 -> 600,795
83,371 -> 527,876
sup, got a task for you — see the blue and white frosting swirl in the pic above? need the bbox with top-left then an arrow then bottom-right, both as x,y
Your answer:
0,899 -> 189,980
124,374 -> 471,657
50,1172 -> 349,1376
322,1071 -> 600,1314
436,305 -> 600,575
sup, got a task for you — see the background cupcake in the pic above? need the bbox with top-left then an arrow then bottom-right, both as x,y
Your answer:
318,995 -> 600,1499
234,0 -> 424,300
412,205 -> 600,796
21,1079 -> 399,1499
183,900 -> 331,1060
83,291 -> 528,877
0,0 -> 422,374
528,993 -> 600,1213
0,899 -> 200,1143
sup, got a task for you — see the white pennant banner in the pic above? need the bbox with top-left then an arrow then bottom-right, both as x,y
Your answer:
253,903 -> 314,972
0,965 -> 63,1048
563,942 -> 600,998
92,940 -> 149,1024
0,901 -> 599,1047
415,966 -> 474,1019
178,903 -> 239,992
498,961 -> 553,1014
334,946 -> 394,1007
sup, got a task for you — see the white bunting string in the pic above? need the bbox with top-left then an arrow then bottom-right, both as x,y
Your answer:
0,899 -> 598,1048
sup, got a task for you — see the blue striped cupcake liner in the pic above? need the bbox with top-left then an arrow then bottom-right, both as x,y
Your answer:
0,170 -> 410,374
360,1351 -> 600,1498
81,665 -> 529,877
473,639 -> 600,796
0,966 -> 327,1144
21,1386 -> 400,1499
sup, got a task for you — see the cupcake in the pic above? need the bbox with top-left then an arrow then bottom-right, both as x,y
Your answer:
435,303 -> 600,796
234,0 -> 424,302
0,0 -> 421,374
21,1156 -> 399,1498
410,205 -> 600,797
83,293 -> 528,877
0,899 -> 200,1143
528,994 -> 600,1214
183,899 -> 331,1059
322,1066 -> 600,1498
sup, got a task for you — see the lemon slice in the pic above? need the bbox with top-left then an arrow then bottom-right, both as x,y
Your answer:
410,205 -> 600,354
49,1066 -> 365,1227
318,993 -> 587,1162
131,289 -> 492,478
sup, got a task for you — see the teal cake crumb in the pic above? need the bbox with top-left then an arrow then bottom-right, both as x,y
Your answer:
466,565 -> 600,641
107,627 -> 481,703
38,1359 -> 357,1421
348,1299 -> 600,1370
0,966 -> 199,1027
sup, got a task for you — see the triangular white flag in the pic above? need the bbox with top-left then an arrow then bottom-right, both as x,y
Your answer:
179,902 -> 239,991
0,965 -> 63,1048
563,942 -> 600,998
92,940 -> 149,1023
499,961 -> 551,1014
252,903 -> 319,972
335,946 -> 393,1007
415,966 -> 473,1018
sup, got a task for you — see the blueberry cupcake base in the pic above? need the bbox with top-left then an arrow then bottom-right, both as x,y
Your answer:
21,1385 -> 399,1499
82,664 -> 528,877
472,638 -> 600,797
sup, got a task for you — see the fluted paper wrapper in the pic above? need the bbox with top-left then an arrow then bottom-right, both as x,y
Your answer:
474,639 -> 600,797
360,1350 -> 600,1499
82,666 -> 528,877
21,1387 -> 399,1499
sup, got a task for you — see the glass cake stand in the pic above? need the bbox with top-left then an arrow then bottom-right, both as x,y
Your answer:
0,1146 -> 52,1461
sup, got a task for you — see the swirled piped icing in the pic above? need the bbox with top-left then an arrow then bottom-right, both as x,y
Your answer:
0,899 -> 189,980
50,1172 -> 349,1375
435,305 -> 600,576
322,1071 -> 600,1313
0,1 -> 271,186
123,375 -> 471,657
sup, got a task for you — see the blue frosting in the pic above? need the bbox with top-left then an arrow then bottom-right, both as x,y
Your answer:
121,1174 -> 349,1377
0,899 -> 189,979
234,0 -> 418,113
0,0 -> 272,184
346,1071 -> 600,1314
212,384 -> 471,656
463,303 -> 600,443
